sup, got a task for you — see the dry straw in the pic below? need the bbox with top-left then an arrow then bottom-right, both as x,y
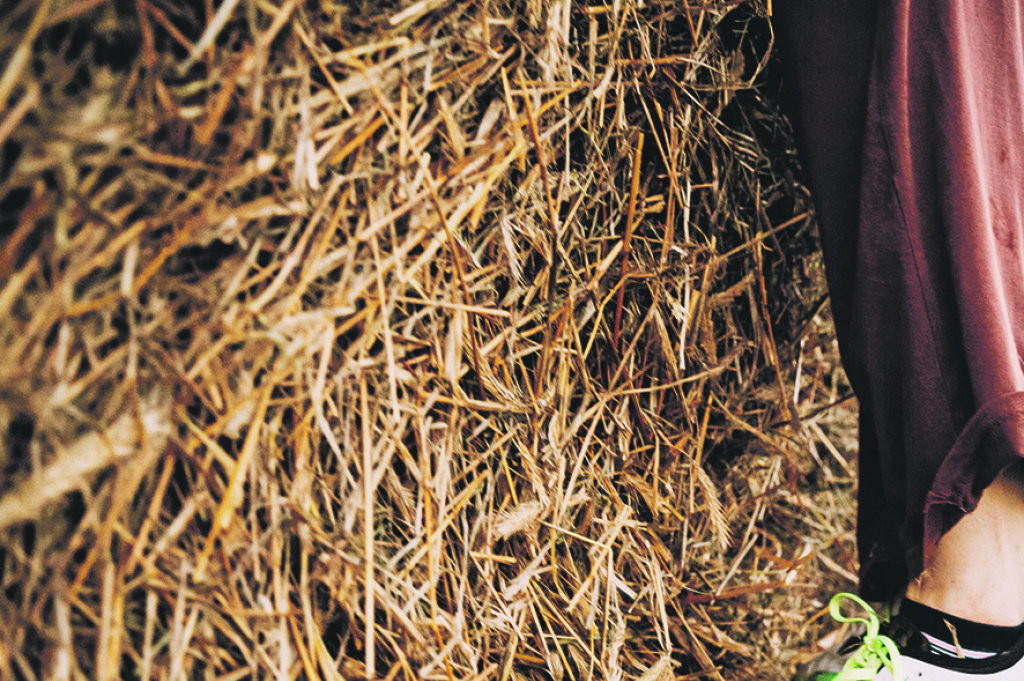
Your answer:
0,0 -> 859,679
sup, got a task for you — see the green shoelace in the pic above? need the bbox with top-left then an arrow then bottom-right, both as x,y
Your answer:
827,593 -> 905,681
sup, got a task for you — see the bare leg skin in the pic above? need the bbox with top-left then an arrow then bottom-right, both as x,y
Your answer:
906,463 -> 1024,626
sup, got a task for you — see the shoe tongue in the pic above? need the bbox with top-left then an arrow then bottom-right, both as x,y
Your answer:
880,613 -> 931,656
833,613 -> 930,657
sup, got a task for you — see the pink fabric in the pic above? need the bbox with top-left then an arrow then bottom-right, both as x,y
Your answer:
775,0 -> 1024,599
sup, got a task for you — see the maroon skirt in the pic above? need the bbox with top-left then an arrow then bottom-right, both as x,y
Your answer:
775,0 -> 1024,601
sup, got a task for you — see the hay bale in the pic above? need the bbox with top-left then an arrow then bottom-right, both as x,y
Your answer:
0,0 -> 858,678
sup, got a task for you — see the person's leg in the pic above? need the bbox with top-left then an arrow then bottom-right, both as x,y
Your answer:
906,463 -> 1024,626
773,0 -> 910,604
777,0 -> 1024,610
776,4 -> 1024,676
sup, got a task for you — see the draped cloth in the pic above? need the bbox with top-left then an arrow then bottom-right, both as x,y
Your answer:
774,0 -> 1024,601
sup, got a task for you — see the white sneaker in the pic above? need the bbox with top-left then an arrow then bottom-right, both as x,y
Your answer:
800,594 -> 1024,680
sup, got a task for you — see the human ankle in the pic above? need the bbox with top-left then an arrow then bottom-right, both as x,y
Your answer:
905,569 -> 1024,626
907,473 -> 1024,626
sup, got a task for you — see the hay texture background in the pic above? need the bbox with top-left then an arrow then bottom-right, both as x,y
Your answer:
0,0 -> 860,679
